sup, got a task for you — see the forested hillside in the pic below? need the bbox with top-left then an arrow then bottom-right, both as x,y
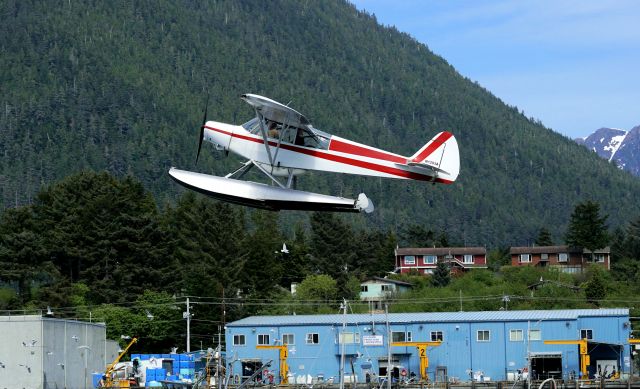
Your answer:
2,0 -> 640,245
3,172 -> 640,350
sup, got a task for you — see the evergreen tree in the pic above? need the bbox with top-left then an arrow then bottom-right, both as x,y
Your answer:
625,217 -> 640,260
584,269 -> 606,306
535,227 -> 554,246
34,171 -> 169,304
565,200 -> 609,260
431,261 -> 450,287
400,224 -> 434,247
0,206 -> 48,305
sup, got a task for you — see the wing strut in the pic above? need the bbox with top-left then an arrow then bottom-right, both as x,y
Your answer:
225,160 -> 255,180
255,109 -> 274,166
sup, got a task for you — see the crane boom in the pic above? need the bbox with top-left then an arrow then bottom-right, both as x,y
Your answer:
256,344 -> 289,384
391,341 -> 442,382
104,337 -> 138,387
544,339 -> 589,378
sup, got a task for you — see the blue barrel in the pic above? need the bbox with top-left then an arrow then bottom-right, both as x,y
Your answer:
92,372 -> 103,388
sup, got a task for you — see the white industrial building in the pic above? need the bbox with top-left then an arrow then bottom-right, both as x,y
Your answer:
0,315 -> 119,389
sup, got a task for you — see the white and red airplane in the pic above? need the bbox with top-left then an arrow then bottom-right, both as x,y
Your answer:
169,94 -> 459,213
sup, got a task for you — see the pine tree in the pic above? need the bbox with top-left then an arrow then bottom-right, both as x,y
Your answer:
584,269 -> 606,306
565,200 -> 609,260
431,261 -> 450,287
535,227 -> 553,246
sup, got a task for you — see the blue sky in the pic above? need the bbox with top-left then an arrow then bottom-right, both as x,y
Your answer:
351,0 -> 640,139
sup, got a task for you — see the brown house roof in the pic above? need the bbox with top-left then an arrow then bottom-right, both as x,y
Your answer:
510,245 -> 610,255
395,247 -> 486,256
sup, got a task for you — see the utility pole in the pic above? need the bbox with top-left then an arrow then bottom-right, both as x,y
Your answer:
339,299 -> 347,389
218,325 -> 223,388
386,304 -> 391,389
183,297 -> 192,352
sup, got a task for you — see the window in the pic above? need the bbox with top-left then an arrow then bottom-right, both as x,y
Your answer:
233,334 -> 246,345
404,256 -> 416,265
407,331 -> 412,342
477,330 -> 490,342
580,329 -> 593,340
519,254 -> 531,263
595,254 -> 605,263
242,118 -> 261,134
541,253 -> 549,260
463,254 -> 474,264
392,331 -> 407,342
509,329 -> 523,342
381,284 -> 392,292
306,333 -> 319,344
282,334 -> 294,345
529,329 -> 541,341
257,334 -> 270,345
424,255 -> 437,264
558,253 -> 568,262
338,332 -> 361,344
430,331 -> 443,341
361,285 -> 368,292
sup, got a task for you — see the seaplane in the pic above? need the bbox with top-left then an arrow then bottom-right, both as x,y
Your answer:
169,94 -> 460,213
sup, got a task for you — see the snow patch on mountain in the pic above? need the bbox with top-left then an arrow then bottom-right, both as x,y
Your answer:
605,133 -> 627,161
576,125 -> 640,176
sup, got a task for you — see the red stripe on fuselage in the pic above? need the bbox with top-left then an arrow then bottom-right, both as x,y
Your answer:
205,125 -> 453,184
329,138 -> 407,164
412,131 -> 452,163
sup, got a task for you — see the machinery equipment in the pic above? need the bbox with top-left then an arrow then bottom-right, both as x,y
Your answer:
391,341 -> 442,382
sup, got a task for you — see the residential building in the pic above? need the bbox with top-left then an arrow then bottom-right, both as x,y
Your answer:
510,246 -> 610,273
359,277 -> 412,312
394,247 -> 487,275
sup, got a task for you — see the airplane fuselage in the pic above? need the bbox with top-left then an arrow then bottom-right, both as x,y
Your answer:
203,121 -> 457,184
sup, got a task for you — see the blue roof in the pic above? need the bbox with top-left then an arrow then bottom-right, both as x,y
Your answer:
227,308 -> 628,327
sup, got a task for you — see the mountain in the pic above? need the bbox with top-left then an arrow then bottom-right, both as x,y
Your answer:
2,0 -> 640,246
576,125 -> 640,176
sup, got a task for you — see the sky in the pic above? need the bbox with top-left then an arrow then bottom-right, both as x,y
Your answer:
350,0 -> 640,139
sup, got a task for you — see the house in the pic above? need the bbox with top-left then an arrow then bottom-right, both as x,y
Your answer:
394,247 -> 488,275
359,277 -> 412,311
225,308 -> 630,383
510,245 -> 610,273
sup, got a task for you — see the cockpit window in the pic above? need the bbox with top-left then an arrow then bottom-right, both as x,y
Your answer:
242,118 -> 330,150
242,118 -> 261,134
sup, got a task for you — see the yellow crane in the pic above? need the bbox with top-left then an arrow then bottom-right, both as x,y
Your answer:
256,344 -> 289,384
104,337 -> 138,388
543,339 -> 589,379
390,341 -> 442,382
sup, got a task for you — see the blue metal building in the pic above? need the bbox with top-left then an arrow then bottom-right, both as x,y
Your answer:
225,309 -> 630,384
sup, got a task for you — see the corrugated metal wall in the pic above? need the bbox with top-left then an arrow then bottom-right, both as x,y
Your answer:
225,310 -> 631,384
0,315 -> 112,389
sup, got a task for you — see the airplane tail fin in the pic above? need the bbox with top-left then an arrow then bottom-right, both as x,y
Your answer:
409,131 -> 460,183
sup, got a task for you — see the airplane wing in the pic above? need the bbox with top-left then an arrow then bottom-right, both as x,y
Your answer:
241,94 -> 311,128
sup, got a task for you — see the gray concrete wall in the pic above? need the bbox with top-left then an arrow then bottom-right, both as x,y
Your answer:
0,315 -> 43,389
0,315 -> 110,389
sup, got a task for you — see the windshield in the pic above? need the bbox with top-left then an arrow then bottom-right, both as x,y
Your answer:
242,117 -> 261,134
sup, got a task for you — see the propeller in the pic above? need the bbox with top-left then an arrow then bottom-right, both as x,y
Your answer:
196,93 -> 209,165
